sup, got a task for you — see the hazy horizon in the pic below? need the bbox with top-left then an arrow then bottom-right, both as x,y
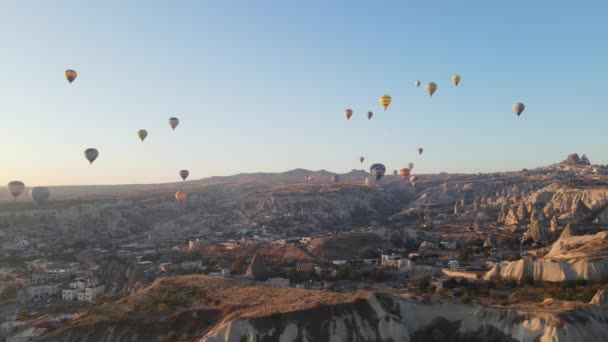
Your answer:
2,1 -> 607,186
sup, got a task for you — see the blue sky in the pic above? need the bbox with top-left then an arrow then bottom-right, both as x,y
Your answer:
1,1 -> 607,185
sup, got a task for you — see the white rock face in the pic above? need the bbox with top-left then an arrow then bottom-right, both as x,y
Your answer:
497,259 -> 608,282
201,293 -> 608,342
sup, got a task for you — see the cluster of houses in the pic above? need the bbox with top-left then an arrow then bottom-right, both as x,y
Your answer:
15,272 -> 105,303
61,278 -> 105,303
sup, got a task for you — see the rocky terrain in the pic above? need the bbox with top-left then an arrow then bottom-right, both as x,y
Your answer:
39,275 -> 608,342
6,153 -> 608,341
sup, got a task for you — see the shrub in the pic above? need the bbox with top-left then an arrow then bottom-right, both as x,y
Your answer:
521,274 -> 535,286
443,278 -> 458,289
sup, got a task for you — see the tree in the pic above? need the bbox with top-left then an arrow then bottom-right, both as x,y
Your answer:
369,268 -> 385,282
17,308 -> 29,321
348,270 -> 362,282
458,248 -> 471,263
230,258 -> 244,275
359,247 -> 380,259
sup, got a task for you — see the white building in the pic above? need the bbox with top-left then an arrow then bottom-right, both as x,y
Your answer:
62,288 -> 78,301
381,254 -> 414,271
62,278 -> 104,303
26,283 -> 60,301
84,285 -> 105,303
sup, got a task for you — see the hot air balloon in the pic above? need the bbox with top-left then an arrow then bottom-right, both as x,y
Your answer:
360,156 -> 365,164
425,82 -> 437,96
409,175 -> 419,186
399,168 -> 411,179
367,111 -> 373,120
138,129 -> 148,142
344,109 -> 353,120
175,191 -> 187,203
30,187 -> 50,206
169,117 -> 179,130
408,162 -> 414,170
452,75 -> 461,86
180,170 -> 189,181
331,175 -> 340,184
415,80 -> 421,87
379,95 -> 391,110
512,103 -> 525,117
370,163 -> 386,181
7,181 -> 25,199
364,176 -> 378,187
418,148 -> 424,155
65,69 -> 77,84
84,148 -> 99,165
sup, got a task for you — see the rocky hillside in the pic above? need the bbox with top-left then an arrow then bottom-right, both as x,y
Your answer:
39,275 -> 608,342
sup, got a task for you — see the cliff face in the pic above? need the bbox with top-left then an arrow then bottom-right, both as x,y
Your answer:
201,293 -> 608,342
39,274 -> 608,342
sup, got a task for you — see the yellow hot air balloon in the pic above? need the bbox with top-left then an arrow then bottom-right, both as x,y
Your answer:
452,75 -> 461,86
175,191 -> 187,202
425,82 -> 437,97
138,129 -> 148,142
379,94 -> 391,110
65,69 -> 77,84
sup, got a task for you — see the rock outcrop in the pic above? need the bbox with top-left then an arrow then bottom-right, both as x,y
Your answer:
525,221 -> 550,244
246,252 -> 269,281
504,208 -> 519,226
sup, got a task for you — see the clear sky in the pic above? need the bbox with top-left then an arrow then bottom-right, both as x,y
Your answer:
1,1 -> 607,186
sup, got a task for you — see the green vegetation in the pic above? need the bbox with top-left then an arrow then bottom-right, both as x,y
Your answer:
144,285 -> 208,311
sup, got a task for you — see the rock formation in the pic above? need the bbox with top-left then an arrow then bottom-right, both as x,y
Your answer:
525,221 -> 549,244
504,207 -> 519,226
246,252 -> 269,281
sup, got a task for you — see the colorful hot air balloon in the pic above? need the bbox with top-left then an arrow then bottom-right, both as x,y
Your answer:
364,176 -> 378,187
370,163 -> 386,181
175,191 -> 187,203
331,175 -> 340,184
425,82 -> 437,96
65,69 -> 77,84
512,103 -> 525,117
452,75 -> 461,86
30,187 -> 50,206
169,117 -> 179,130
379,95 -> 391,110
418,148 -> 424,155
138,129 -> 148,142
7,181 -> 25,199
180,170 -> 189,181
344,109 -> 353,120
408,162 -> 414,170
360,156 -> 365,164
84,148 -> 99,165
409,175 -> 419,186
399,168 -> 411,179
367,111 -> 373,120
415,80 -> 421,87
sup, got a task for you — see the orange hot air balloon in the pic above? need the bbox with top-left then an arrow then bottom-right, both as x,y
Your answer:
65,69 -> 77,84
399,168 -> 411,179
175,191 -> 187,202
344,108 -> 353,120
